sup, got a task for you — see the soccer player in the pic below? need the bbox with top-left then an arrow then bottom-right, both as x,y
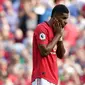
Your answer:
32,4 -> 69,85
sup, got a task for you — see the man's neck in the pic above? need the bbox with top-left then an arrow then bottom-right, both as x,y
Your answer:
47,19 -> 53,28
47,19 -> 55,34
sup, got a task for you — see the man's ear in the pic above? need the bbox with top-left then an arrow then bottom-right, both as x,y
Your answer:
52,17 -> 55,24
53,17 -> 58,24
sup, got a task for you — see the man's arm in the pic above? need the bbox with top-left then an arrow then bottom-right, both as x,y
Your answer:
38,33 -> 61,57
38,19 -> 62,57
56,41 -> 65,59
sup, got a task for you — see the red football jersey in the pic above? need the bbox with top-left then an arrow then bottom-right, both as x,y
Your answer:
32,22 -> 58,84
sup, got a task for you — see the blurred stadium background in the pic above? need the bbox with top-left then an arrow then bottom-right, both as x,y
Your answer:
0,0 -> 85,85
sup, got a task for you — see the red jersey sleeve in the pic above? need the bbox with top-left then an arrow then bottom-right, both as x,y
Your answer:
35,25 -> 49,45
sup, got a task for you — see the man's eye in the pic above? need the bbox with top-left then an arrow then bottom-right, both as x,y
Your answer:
63,17 -> 67,19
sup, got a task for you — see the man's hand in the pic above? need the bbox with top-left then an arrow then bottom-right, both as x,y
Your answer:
58,29 -> 64,41
53,18 -> 62,35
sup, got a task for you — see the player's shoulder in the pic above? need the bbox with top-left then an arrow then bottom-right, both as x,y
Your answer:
35,22 -> 49,32
37,22 -> 47,29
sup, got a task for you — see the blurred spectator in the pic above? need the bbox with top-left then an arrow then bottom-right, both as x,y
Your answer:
33,0 -> 52,23
19,0 -> 37,36
3,0 -> 19,32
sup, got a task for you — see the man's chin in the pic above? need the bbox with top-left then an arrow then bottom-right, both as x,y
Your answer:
62,24 -> 67,28
62,25 -> 65,28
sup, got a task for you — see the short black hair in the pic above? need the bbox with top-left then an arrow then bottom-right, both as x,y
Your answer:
51,4 -> 69,17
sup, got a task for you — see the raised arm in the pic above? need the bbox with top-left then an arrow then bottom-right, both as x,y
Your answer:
38,33 -> 61,57
56,40 -> 65,59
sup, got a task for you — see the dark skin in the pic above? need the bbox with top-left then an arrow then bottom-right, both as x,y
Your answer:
38,13 -> 69,58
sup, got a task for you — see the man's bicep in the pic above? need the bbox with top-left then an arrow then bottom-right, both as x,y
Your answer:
35,26 -> 49,56
38,44 -> 49,57
36,26 -> 49,45
36,32 -> 48,56
38,44 -> 46,52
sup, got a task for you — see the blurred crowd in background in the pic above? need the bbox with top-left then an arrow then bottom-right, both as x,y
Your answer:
0,0 -> 85,85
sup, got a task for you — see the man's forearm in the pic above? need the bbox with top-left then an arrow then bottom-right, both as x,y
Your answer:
56,41 -> 65,59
